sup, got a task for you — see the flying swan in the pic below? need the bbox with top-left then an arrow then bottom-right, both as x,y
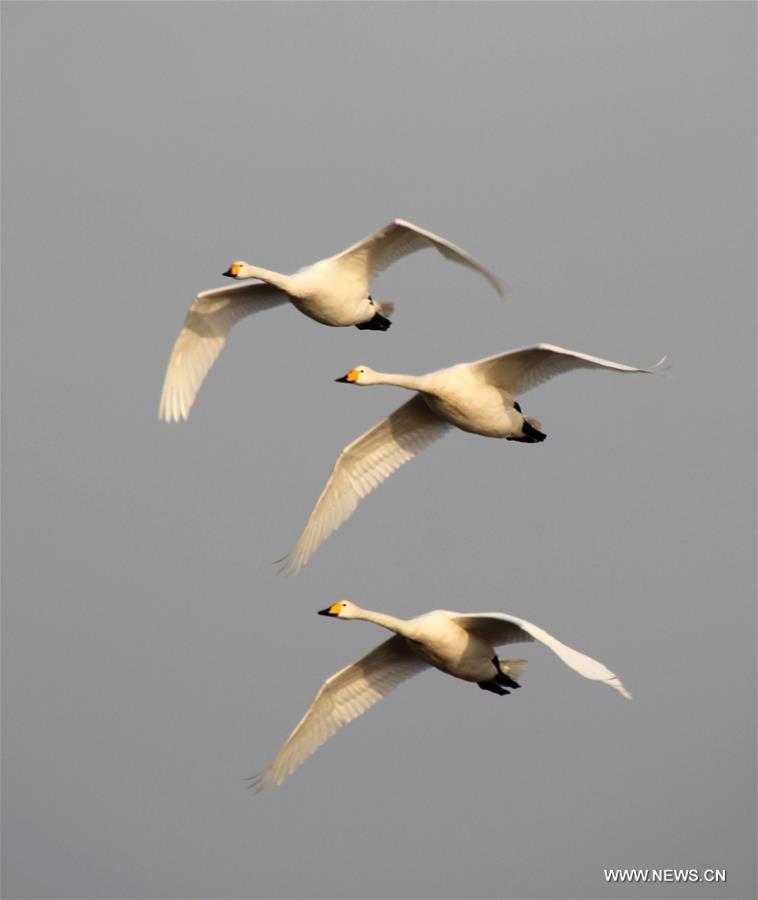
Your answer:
159,219 -> 504,422
252,600 -> 630,791
284,343 -> 666,573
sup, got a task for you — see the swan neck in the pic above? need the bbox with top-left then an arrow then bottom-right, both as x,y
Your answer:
372,372 -> 425,392
240,265 -> 291,291
353,607 -> 410,636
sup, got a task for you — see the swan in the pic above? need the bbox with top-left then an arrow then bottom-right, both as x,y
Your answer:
252,600 -> 630,791
284,344 -> 666,573
158,219 -> 504,422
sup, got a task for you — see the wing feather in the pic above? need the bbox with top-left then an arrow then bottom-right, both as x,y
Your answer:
252,635 -> 428,790
159,282 -> 288,422
465,343 -> 666,396
329,219 -> 505,296
284,395 -> 451,573
454,613 -> 631,698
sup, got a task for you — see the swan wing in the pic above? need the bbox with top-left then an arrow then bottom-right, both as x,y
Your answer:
284,395 -> 451,573
464,343 -> 667,396
252,635 -> 428,790
454,613 -> 631,698
328,219 -> 505,296
159,283 -> 288,422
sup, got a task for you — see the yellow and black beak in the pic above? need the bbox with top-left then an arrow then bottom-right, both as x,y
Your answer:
318,603 -> 342,617
335,370 -> 359,384
222,263 -> 241,278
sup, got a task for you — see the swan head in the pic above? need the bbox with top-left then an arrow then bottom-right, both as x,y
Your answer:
222,261 -> 250,279
318,600 -> 358,619
335,366 -> 377,385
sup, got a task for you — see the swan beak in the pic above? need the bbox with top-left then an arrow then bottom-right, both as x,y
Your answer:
335,370 -> 359,384
222,264 -> 241,278
318,604 -> 341,617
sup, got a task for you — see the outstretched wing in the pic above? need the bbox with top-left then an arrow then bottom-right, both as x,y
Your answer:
327,219 -> 505,297
284,395 -> 451,574
465,343 -> 667,396
159,282 -> 288,422
252,635 -> 428,791
453,614 -> 536,648
454,613 -> 631,698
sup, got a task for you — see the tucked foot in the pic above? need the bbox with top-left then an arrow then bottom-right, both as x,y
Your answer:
508,418 -> 547,443
522,418 -> 546,442
356,312 -> 392,331
478,681 -> 511,696
492,656 -> 521,689
495,671 -> 521,689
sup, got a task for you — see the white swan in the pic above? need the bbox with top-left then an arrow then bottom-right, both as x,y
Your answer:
253,600 -> 630,791
159,219 -> 504,423
284,344 -> 666,572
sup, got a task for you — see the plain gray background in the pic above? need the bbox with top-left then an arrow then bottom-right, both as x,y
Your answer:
2,2 -> 756,899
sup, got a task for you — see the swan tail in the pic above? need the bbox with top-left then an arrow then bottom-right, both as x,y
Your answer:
376,300 -> 395,318
499,659 -> 528,681
525,416 -> 542,431
508,418 -> 546,443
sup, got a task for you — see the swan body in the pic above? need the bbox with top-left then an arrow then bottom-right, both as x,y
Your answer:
285,344 -> 666,572
408,370 -> 528,438
223,260 -> 384,328
159,219 -> 504,422
253,601 -> 630,791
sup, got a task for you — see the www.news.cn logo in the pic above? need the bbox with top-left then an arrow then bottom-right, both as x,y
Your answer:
604,868 -> 727,884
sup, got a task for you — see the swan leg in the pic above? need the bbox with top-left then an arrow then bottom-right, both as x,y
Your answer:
478,680 -> 511,696
356,312 -> 392,331
492,656 -> 521,689
506,419 -> 547,443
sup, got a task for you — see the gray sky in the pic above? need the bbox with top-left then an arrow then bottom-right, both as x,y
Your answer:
2,2 -> 755,899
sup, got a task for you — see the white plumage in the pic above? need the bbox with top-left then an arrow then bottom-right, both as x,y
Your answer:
253,601 -> 630,791
159,219 -> 504,422
285,344 -> 666,572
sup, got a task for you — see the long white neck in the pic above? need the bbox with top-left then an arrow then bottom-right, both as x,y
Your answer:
237,265 -> 293,293
350,606 -> 412,637
368,371 -> 428,392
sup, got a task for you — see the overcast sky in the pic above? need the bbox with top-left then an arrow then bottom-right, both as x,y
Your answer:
2,2 -> 756,899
